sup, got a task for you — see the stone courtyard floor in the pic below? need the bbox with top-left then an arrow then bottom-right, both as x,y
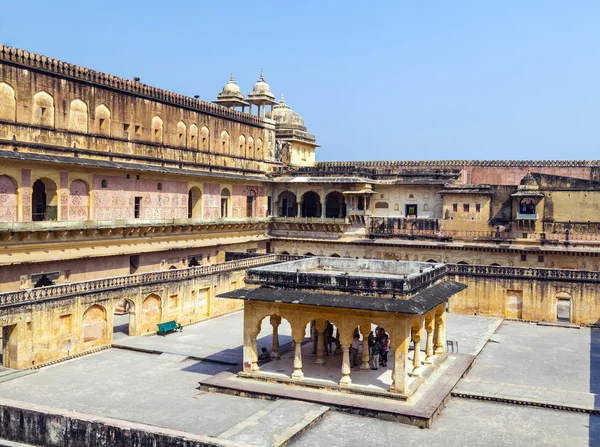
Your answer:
0,312 -> 598,446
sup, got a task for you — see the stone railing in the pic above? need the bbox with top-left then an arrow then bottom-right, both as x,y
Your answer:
0,217 -> 271,232
245,263 -> 446,295
0,45 -> 263,127
447,264 -> 600,283
270,217 -> 348,225
0,254 -> 300,307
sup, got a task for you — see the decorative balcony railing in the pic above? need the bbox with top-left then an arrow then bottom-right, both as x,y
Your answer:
0,253 -> 302,307
270,217 -> 348,225
447,263 -> 600,282
0,217 -> 271,232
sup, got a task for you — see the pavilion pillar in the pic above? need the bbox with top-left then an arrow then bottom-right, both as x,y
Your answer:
434,304 -> 447,356
411,320 -> 424,376
424,314 -> 435,365
291,322 -> 305,380
297,201 -> 302,218
359,323 -> 371,370
339,328 -> 353,386
243,305 -> 260,374
321,203 -> 326,219
390,318 -> 410,394
315,319 -> 327,365
270,315 -> 282,360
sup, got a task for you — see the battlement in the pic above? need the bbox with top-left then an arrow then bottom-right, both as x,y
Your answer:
0,45 -> 263,127
317,160 -> 600,168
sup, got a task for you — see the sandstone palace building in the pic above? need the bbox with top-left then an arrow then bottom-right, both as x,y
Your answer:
1,44 -> 600,370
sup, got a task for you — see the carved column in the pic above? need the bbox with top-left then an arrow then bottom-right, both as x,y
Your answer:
390,318 -> 410,394
291,322 -> 305,380
321,203 -> 326,219
297,202 -> 302,218
360,323 -> 371,370
424,315 -> 435,365
411,321 -> 424,376
434,304 -> 447,355
270,315 -> 282,360
339,328 -> 353,386
243,304 -> 260,374
315,319 -> 327,365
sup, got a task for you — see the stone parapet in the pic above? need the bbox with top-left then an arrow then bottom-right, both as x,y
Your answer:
0,44 -> 263,127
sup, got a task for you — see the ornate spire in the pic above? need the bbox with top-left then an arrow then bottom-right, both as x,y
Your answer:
259,70 -> 265,82
228,74 -> 235,83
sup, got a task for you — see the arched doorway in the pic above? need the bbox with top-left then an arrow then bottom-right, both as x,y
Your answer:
556,292 -> 572,323
141,294 -> 162,333
278,191 -> 297,217
301,191 -> 321,218
221,188 -> 231,218
82,304 -> 107,343
425,259 -> 438,264
32,178 -> 57,221
113,299 -> 136,339
325,192 -> 346,218
188,187 -> 202,219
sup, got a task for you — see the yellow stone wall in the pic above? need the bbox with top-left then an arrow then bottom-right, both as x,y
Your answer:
0,268 -> 247,369
440,193 -> 491,232
548,190 -> 600,222
449,274 -> 600,326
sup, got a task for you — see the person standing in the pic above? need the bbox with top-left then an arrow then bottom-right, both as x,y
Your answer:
381,333 -> 390,367
350,333 -> 361,367
312,321 -> 318,355
371,336 -> 381,370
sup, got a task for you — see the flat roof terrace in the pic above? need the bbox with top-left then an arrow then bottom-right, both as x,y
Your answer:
244,257 -> 447,296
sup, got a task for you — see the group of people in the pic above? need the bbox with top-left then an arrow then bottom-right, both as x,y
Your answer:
367,327 -> 390,370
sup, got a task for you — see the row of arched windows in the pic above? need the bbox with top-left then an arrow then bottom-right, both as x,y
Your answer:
0,82 -> 264,159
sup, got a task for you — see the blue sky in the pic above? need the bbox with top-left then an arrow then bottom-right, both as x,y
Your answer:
2,1 -> 599,161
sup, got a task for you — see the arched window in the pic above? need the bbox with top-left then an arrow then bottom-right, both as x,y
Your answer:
188,187 -> 202,218
68,99 -> 88,132
69,179 -> 90,221
157,183 -> 162,191
238,135 -> 246,157
101,179 -> 108,188
278,191 -> 297,217
0,82 -> 16,122
220,188 -> 231,218
32,178 -> 58,221
220,131 -> 230,155
0,175 -> 18,222
33,91 -> 55,127
201,126 -> 210,151
256,138 -> 263,160
189,124 -> 199,149
177,121 -> 187,146
247,136 -> 255,159
393,203 -> 400,212
95,104 -> 111,136
152,116 -> 163,144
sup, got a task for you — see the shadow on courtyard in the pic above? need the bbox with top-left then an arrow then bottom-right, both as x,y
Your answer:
590,323 -> 600,444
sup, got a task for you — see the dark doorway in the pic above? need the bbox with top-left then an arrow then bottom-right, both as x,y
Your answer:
32,179 -> 57,221
134,197 -> 142,218
325,192 -> 346,218
557,299 -> 571,322
246,196 -> 254,218
301,192 -> 321,218
405,204 -> 418,217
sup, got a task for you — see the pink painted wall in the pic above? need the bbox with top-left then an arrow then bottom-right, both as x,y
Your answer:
69,179 -> 90,220
203,183 -> 221,219
92,175 -> 188,220
0,175 -> 17,222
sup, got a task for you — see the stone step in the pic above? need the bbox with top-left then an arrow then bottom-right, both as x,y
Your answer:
0,369 -> 37,383
536,321 -> 580,329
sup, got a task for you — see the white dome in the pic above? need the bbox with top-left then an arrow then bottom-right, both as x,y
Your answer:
271,94 -> 305,128
248,72 -> 275,100
218,74 -> 244,100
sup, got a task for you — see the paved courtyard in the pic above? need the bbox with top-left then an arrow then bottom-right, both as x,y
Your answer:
0,313 -> 598,446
